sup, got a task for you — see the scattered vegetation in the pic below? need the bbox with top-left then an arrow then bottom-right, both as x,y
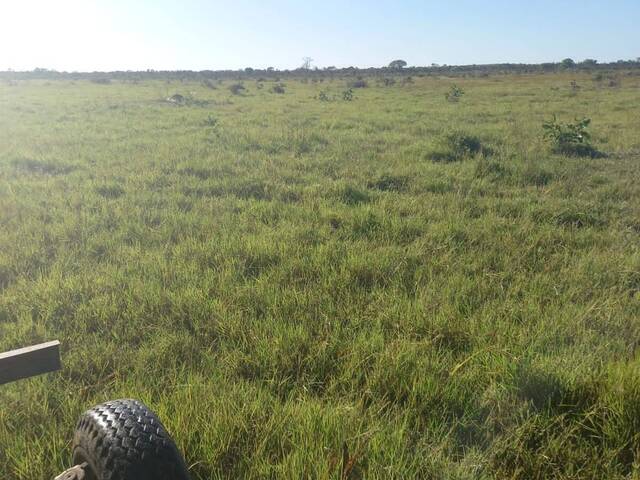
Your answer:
0,70 -> 638,480
271,83 -> 286,94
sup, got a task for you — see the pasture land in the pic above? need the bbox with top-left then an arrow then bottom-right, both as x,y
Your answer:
1,71 -> 639,479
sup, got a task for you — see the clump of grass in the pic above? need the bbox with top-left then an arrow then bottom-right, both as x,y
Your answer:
474,158 -> 510,181
542,116 -> 601,157
271,83 -> 286,94
519,163 -> 553,187
340,185 -> 370,204
12,158 -> 76,175
427,131 -> 485,162
367,174 -> 409,192
95,183 -> 125,199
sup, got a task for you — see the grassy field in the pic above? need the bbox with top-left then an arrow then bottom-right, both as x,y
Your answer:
1,71 -> 639,479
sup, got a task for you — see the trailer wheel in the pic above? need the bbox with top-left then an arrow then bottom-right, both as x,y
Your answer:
72,399 -> 190,480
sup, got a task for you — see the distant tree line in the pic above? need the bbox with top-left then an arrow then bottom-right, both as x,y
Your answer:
2,58 -> 639,82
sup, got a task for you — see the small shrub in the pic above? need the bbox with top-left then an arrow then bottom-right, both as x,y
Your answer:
271,83 -> 286,94
427,131 -> 485,162
401,76 -> 414,86
445,84 -> 465,102
342,88 -> 354,101
229,83 -> 246,95
317,91 -> 330,102
542,116 -> 600,157
203,114 -> 218,127
381,77 -> 396,87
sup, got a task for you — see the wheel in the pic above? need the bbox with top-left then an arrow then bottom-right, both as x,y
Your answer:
72,399 -> 191,480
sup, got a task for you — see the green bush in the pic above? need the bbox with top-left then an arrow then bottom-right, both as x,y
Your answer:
445,84 -> 465,102
317,91 -> 330,102
542,116 -> 600,157
342,88 -> 354,101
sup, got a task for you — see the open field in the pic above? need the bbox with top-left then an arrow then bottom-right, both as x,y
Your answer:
1,71 -> 640,479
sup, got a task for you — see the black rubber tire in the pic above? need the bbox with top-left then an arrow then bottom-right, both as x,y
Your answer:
72,399 -> 191,480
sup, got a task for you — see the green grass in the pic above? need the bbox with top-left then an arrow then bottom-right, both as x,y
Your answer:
1,72 -> 639,479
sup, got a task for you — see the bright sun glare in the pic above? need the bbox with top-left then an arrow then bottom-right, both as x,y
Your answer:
0,1 -> 152,71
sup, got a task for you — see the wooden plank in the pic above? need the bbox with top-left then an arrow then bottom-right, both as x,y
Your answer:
0,341 -> 61,385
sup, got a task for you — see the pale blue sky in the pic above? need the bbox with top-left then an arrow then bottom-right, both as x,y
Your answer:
1,0 -> 638,71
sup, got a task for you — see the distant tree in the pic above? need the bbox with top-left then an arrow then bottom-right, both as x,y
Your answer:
244,67 -> 254,73
301,57 -> 313,70
581,59 -> 598,66
562,58 -> 576,68
325,66 -> 337,71
267,67 -> 275,72
388,59 -> 407,69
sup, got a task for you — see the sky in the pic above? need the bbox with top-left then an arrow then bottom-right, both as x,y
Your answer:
0,0 -> 638,72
